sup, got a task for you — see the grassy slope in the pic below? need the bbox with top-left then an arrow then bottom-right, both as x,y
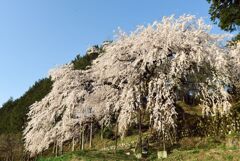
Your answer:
166,146 -> 240,161
38,132 -> 240,161
37,144 -> 240,161
38,150 -> 137,161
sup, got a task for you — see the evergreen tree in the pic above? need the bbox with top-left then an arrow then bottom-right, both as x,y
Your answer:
0,78 -> 53,134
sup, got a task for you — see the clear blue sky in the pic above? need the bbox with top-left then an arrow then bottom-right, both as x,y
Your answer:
0,0 -> 230,106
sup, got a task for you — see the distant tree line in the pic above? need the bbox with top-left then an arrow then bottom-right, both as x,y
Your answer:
0,78 -> 53,134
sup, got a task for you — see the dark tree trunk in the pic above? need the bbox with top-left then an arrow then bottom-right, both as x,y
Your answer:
115,123 -> 118,153
101,127 -> 104,140
53,141 -> 55,154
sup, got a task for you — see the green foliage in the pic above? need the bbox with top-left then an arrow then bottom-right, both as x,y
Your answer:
72,45 -> 102,70
0,78 -> 53,134
207,0 -> 240,42
103,127 -> 115,139
230,33 -> 240,44
207,0 -> 240,32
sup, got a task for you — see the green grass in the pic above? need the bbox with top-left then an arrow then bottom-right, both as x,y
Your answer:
37,150 -> 137,161
163,145 -> 240,161
38,136 -> 240,161
38,145 -> 240,161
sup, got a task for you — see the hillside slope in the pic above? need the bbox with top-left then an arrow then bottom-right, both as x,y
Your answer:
0,78 -> 53,134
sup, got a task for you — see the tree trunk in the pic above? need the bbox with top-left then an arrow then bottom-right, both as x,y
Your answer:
163,130 -> 166,151
55,141 -> 58,157
60,141 -> 63,155
89,122 -> 93,148
168,131 -> 173,145
72,137 -> 75,151
81,129 -> 85,150
138,108 -> 142,154
216,113 -> 221,136
161,113 -> 166,152
115,123 -> 118,153
79,135 -> 81,150
101,127 -> 103,140
53,141 -> 55,154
